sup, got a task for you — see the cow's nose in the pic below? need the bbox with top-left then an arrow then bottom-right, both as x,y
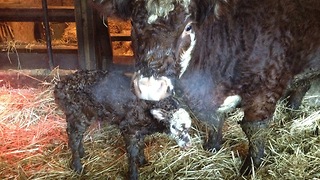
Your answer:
133,73 -> 173,101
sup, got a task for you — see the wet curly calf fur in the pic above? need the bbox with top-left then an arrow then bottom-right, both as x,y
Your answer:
54,70 -> 191,180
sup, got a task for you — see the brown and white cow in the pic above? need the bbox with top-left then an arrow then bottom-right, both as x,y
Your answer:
92,0 -> 320,175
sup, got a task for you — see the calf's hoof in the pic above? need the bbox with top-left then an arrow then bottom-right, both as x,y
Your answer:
138,158 -> 149,167
71,158 -> 83,174
128,172 -> 138,180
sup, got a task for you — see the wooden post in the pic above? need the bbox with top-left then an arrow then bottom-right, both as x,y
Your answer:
74,0 -> 112,70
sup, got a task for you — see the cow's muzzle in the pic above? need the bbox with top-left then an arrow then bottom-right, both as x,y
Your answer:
133,72 -> 174,101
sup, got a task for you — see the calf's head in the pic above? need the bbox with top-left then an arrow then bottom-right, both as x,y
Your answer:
151,108 -> 192,149
91,0 -> 229,100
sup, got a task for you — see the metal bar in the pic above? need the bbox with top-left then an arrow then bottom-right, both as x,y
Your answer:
0,6 -> 75,22
42,0 -> 54,70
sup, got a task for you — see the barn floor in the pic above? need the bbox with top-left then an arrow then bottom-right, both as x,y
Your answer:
0,72 -> 319,180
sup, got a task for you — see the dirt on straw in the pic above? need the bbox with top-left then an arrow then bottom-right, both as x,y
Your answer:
0,77 -> 319,180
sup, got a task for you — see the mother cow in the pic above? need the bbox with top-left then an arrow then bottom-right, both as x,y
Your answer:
92,0 -> 320,174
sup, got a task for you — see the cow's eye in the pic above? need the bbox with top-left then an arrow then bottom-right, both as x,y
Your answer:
185,24 -> 192,32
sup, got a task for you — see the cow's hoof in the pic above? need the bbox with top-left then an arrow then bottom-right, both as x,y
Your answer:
202,141 -> 221,152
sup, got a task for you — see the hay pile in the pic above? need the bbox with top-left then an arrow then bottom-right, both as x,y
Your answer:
0,80 -> 319,179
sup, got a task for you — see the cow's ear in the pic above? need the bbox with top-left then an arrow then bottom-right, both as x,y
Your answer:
212,0 -> 233,19
90,0 -> 133,20
192,0 -> 233,23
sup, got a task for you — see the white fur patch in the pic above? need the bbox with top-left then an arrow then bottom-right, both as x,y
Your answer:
217,95 -> 242,113
133,74 -> 174,101
179,26 -> 196,78
171,109 -> 191,129
150,108 -> 192,148
146,0 -> 191,24
170,108 -> 192,148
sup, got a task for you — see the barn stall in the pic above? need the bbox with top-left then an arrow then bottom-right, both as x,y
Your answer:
0,0 -> 320,179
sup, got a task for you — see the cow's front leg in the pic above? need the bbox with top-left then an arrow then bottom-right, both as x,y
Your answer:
203,118 -> 224,152
239,119 -> 269,175
204,95 -> 242,151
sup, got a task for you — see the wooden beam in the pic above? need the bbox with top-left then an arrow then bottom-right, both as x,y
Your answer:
0,6 -> 75,22
110,34 -> 131,41
0,44 -> 77,53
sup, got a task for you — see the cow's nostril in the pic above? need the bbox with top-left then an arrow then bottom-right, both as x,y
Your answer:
133,75 -> 173,101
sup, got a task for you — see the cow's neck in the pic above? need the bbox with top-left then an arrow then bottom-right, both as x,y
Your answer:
175,12 -> 242,121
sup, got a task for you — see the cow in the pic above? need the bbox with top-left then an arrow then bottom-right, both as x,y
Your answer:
91,0 -> 320,175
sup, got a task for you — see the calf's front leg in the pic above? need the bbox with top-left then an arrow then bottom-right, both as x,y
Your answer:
120,126 -> 147,180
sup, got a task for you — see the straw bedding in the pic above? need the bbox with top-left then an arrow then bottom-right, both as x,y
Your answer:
0,77 -> 319,179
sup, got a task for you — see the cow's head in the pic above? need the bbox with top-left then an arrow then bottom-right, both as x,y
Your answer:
92,0 -> 231,101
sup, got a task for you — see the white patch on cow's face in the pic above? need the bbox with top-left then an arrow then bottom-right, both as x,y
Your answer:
133,72 -> 174,101
179,22 -> 196,78
151,108 -> 192,149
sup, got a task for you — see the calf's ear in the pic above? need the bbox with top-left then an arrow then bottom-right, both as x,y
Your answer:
150,109 -> 168,122
90,0 -> 133,20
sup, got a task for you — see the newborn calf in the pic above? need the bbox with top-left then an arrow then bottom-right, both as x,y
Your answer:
54,70 -> 192,179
